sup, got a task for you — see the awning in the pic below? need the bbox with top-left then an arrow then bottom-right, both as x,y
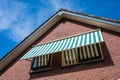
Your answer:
21,29 -> 104,60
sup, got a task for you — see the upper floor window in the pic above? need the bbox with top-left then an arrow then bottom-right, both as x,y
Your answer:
62,43 -> 103,67
31,54 -> 52,72
21,29 -> 104,73
31,43 -> 103,72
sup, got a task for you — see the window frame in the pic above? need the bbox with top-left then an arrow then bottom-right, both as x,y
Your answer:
30,54 -> 53,73
61,42 -> 104,67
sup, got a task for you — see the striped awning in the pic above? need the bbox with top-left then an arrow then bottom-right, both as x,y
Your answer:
21,29 -> 104,60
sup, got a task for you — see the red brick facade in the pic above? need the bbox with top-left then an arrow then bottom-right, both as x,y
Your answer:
1,19 -> 120,80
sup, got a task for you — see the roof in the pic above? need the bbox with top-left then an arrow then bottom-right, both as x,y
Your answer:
59,9 -> 120,24
0,9 -> 120,72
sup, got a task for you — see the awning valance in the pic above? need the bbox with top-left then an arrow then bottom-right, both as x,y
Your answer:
21,29 -> 104,60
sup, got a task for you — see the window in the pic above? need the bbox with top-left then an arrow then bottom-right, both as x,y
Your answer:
62,43 -> 103,67
31,54 -> 52,72
62,48 -> 78,66
31,43 -> 104,72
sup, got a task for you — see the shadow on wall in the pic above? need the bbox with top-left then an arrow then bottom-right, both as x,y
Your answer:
30,42 -> 114,79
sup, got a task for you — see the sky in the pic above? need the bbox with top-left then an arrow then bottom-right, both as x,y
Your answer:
0,0 -> 120,59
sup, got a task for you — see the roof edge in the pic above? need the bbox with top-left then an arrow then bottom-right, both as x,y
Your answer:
0,9 -> 61,62
60,8 -> 120,24
0,8 -> 120,72
1,8 -> 120,64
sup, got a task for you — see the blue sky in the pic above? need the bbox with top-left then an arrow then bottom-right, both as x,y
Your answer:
0,0 -> 120,58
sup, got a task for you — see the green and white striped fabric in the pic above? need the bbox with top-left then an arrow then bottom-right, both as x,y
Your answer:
21,29 -> 104,60
62,48 -> 78,66
77,43 -> 103,61
32,54 -> 51,68
37,54 -> 51,67
62,43 -> 103,66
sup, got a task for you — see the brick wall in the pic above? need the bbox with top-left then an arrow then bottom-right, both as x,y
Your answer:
1,18 -> 120,80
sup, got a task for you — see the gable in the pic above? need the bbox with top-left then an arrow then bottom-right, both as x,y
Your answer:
21,18 -> 104,60
0,9 -> 120,72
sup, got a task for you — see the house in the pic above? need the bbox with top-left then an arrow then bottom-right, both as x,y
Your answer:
0,9 -> 120,80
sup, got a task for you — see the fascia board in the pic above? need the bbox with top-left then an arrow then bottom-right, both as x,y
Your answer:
0,12 -> 62,72
62,11 -> 120,33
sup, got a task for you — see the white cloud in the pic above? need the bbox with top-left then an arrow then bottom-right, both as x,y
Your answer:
37,0 -> 74,22
0,1 -> 35,42
50,0 -> 73,10
8,16 -> 35,42
0,1 -> 27,30
0,0 -> 75,43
